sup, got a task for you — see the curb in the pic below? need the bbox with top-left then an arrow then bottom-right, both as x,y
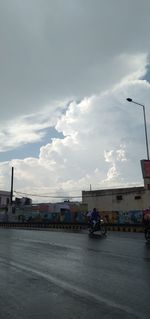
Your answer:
107,225 -> 144,233
0,223 -> 144,233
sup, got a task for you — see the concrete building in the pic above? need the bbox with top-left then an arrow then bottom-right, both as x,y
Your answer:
82,160 -> 150,214
0,190 -> 11,221
82,186 -> 150,212
82,185 -> 150,225
0,190 -> 11,208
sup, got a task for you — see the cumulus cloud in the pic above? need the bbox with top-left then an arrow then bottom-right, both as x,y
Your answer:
1,75 -> 150,201
103,145 -> 127,182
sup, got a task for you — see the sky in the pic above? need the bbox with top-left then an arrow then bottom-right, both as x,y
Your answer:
0,0 -> 150,202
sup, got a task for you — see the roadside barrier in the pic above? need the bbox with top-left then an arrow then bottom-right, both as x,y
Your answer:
107,224 -> 144,233
0,222 -> 145,232
0,222 -> 87,231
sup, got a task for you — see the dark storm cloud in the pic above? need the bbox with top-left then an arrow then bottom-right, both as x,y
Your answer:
142,63 -> 150,83
0,0 -> 150,122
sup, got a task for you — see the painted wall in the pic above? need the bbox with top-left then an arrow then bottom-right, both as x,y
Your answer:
100,210 -> 144,225
3,202 -> 88,223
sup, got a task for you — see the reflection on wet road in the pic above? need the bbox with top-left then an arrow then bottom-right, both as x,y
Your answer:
0,229 -> 150,319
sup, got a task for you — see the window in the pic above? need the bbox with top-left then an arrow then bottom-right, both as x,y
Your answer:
135,196 -> 141,200
7,197 -> 10,204
116,195 -> 123,201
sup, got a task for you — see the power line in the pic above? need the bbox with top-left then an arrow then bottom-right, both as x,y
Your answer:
14,185 -> 144,200
14,191 -> 82,199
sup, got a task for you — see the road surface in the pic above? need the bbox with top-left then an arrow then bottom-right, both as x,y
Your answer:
0,229 -> 150,319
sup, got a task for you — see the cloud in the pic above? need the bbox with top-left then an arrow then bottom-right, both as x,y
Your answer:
0,0 -> 149,124
1,74 -> 150,201
103,146 -> 127,182
0,101 -> 66,152
0,1 -> 150,200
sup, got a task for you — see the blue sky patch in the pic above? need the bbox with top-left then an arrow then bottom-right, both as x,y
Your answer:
0,127 -> 63,161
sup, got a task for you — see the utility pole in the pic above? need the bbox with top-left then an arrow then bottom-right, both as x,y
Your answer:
10,167 -> 14,204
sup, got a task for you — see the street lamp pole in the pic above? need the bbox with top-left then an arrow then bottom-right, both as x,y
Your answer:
126,98 -> 149,160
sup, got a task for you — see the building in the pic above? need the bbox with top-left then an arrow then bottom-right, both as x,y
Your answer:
0,190 -> 11,208
15,197 -> 32,206
82,160 -> 150,225
0,190 -> 11,222
82,186 -> 150,225
82,160 -> 150,214
82,186 -> 150,212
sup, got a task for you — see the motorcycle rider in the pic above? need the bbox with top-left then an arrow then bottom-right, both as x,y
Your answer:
91,208 -> 100,228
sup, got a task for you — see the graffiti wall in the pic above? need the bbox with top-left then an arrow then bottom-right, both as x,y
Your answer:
100,210 -> 143,225
4,202 -> 88,223
0,202 -> 148,225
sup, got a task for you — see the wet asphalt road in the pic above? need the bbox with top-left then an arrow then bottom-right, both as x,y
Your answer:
0,229 -> 150,319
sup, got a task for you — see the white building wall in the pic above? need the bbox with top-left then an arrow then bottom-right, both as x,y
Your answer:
82,187 -> 150,212
0,190 -> 11,207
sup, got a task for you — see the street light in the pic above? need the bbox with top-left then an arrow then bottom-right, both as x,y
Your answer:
126,98 -> 149,160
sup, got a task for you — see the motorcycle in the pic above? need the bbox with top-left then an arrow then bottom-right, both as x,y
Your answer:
88,219 -> 107,236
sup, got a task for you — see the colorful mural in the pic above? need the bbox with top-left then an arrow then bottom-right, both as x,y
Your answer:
0,202 -> 147,225
4,202 -> 88,223
100,210 -> 143,225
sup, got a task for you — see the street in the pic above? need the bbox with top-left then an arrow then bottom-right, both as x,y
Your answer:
0,229 -> 150,319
